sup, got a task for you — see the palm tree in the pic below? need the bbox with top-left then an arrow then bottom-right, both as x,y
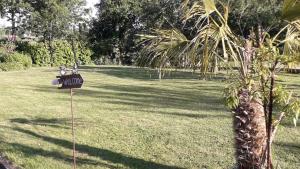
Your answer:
139,1 -> 300,168
137,29 -> 190,79
137,0 -> 240,78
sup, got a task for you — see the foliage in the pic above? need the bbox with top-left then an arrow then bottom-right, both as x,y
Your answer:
0,51 -> 32,71
0,0 -> 31,35
25,0 -> 87,39
89,0 -> 182,64
226,0 -> 283,36
139,0 -> 240,77
16,41 -> 91,67
16,41 -> 51,66
0,62 -> 24,71
89,0 -> 143,64
137,29 -> 189,69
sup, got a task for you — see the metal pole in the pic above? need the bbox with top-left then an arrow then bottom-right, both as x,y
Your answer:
71,88 -> 76,169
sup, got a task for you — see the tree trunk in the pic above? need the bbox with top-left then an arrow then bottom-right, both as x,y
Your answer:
158,67 -> 162,80
11,10 -> 16,36
234,89 -> 267,169
49,22 -> 54,67
213,56 -> 218,74
71,38 -> 78,67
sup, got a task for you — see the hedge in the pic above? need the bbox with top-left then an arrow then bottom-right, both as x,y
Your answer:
0,52 -> 32,71
17,40 -> 92,67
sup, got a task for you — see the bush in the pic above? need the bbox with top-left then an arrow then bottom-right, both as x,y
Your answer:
16,41 -> 51,66
0,62 -> 24,71
3,52 -> 32,68
77,43 -> 92,65
0,52 -> 32,71
52,40 -> 92,66
16,40 -> 92,67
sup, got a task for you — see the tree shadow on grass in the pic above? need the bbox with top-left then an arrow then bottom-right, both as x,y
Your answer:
160,112 -> 231,119
31,83 -> 226,113
274,141 -> 300,164
13,127 -> 184,169
9,118 -> 70,129
80,84 -> 226,112
28,78 -> 228,121
0,141 -> 113,168
79,66 -> 226,81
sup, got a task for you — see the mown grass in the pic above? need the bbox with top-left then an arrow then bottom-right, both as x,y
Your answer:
0,66 -> 299,169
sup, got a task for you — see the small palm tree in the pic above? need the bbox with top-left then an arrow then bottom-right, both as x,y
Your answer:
137,0 -> 240,78
139,0 -> 300,168
137,29 -> 190,79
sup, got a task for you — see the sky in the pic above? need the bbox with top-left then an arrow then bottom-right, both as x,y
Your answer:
0,0 -> 98,27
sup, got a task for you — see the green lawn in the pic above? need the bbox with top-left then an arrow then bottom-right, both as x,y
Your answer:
0,66 -> 299,169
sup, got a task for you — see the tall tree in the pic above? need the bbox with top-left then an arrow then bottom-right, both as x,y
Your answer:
0,0 -> 31,36
226,0 -> 283,36
26,0 -> 87,66
89,0 -> 182,65
89,0 -> 143,65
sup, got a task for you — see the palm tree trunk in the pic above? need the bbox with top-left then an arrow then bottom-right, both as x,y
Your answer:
213,56 -> 218,74
158,67 -> 162,80
234,89 -> 267,169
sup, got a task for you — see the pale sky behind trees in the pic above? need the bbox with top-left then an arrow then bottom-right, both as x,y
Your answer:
0,0 -> 98,27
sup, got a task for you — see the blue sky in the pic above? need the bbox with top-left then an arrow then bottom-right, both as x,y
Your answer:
0,0 -> 98,27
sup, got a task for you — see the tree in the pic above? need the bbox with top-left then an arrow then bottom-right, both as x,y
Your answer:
88,0 -> 140,65
26,0 -> 88,66
89,0 -> 182,65
226,0 -> 283,36
137,29 -> 189,79
138,0 -> 239,77
0,0 -> 31,36
221,0 -> 300,168
140,1 -> 300,168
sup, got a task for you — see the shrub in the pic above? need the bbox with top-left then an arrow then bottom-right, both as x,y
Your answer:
52,40 -> 92,66
77,43 -> 92,65
31,44 -> 51,66
3,52 -> 32,68
0,52 -> 32,71
16,41 -> 51,66
0,48 -> 8,59
0,62 -> 24,71
52,40 -> 74,66
16,40 -> 92,67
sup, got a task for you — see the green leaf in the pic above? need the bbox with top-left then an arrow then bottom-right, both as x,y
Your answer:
203,0 -> 216,15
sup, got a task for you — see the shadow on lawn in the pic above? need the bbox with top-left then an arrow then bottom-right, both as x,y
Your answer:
79,66 -> 226,81
274,141 -> 300,164
30,83 -> 226,114
81,84 -> 225,112
12,127 -> 184,169
9,118 -> 70,129
0,141 -> 111,167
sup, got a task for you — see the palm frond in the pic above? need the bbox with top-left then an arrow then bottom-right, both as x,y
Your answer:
282,0 -> 300,21
136,29 -> 189,69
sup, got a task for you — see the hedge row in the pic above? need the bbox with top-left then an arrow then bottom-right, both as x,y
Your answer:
17,40 -> 92,67
0,51 -> 32,71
